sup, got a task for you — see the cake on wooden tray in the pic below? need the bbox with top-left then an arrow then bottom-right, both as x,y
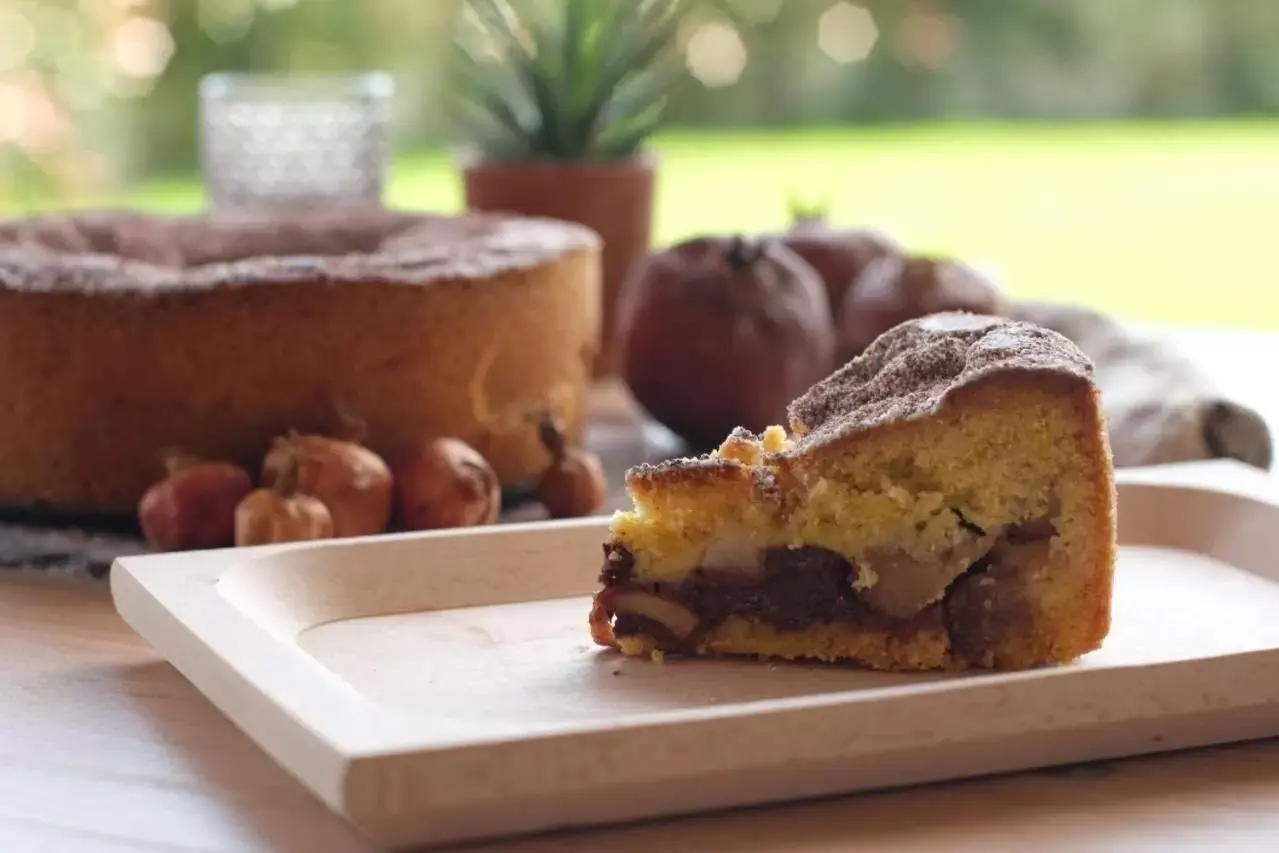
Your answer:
0,207 -> 600,515
590,312 -> 1117,671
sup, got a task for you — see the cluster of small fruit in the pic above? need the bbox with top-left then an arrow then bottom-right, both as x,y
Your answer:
615,206 -> 1005,449
136,412 -> 607,553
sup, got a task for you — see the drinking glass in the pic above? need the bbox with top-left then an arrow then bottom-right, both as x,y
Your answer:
199,72 -> 394,212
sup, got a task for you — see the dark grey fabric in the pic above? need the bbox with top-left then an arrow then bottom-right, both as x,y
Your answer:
1010,301 -> 1272,472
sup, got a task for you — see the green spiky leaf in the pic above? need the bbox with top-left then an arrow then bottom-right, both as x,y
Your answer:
450,0 -> 689,161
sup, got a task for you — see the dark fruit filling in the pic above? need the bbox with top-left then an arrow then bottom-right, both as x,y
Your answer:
593,511 -> 1055,664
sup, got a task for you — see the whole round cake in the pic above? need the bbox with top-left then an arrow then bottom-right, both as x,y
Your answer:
0,207 -> 601,515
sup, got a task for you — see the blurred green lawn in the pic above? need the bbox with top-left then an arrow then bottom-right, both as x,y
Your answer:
113,121 -> 1279,331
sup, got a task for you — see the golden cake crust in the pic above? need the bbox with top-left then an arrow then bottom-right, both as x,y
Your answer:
0,208 -> 601,514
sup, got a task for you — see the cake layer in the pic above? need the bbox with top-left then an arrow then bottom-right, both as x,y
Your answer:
0,208 -> 601,514
592,506 -> 1062,670
611,379 -> 1099,585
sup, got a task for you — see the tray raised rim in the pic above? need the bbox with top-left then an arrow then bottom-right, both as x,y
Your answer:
108,459 -> 1279,848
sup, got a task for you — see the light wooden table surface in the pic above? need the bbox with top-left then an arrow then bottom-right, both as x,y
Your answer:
5,325 -> 1279,853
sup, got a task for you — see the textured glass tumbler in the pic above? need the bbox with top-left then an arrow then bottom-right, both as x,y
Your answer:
199,72 -> 394,212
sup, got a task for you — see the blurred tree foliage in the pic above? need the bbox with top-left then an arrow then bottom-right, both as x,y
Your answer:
5,0 -> 1279,202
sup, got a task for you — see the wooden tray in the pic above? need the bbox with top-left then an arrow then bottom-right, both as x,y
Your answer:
110,460 -> 1279,850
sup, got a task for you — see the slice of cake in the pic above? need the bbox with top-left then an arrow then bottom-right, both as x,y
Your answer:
590,313 -> 1116,671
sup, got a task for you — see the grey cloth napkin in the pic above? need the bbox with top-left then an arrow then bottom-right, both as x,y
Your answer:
1010,300 -> 1273,471
0,522 -> 146,579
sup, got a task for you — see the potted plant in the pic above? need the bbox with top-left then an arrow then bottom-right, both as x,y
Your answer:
449,0 -> 686,377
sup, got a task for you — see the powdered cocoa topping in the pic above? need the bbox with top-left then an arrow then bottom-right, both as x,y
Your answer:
625,456 -> 743,484
787,312 -> 1094,451
0,207 -> 599,294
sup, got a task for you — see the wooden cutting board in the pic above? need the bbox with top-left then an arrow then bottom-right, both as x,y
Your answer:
109,460 -> 1279,850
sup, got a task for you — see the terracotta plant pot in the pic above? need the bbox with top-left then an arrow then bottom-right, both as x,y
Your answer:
460,153 -> 656,377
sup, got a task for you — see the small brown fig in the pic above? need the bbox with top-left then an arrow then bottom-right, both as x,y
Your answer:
234,448 -> 334,546
138,451 -> 255,552
536,411 -> 607,518
262,433 -> 392,539
617,234 -> 835,450
839,254 -> 1006,359
393,437 -> 501,531
779,201 -> 902,322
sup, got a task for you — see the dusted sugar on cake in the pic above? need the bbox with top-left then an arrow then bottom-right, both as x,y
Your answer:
590,313 -> 1117,671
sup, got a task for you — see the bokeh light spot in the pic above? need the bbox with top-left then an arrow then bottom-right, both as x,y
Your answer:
729,0 -> 784,25
898,8 -> 958,70
111,16 -> 175,79
685,20 -> 748,89
818,2 -> 878,65
198,0 -> 255,44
